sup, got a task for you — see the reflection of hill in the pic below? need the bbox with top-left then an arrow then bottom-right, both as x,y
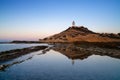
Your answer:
52,43 -> 120,60
53,44 -> 92,60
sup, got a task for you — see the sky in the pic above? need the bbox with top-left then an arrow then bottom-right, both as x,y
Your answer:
0,0 -> 120,41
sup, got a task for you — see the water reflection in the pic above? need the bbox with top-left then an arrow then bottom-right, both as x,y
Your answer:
0,44 -> 120,80
53,43 -> 120,60
0,43 -> 120,71
0,46 -> 52,71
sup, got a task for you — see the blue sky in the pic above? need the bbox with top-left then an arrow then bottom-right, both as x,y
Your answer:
0,0 -> 120,41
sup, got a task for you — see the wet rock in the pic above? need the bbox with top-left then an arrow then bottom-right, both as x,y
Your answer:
0,65 -> 8,71
0,46 -> 48,61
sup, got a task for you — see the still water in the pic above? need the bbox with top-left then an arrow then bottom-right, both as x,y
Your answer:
0,44 -> 120,80
0,43 -> 48,52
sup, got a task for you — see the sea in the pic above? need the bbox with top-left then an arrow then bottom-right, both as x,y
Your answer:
0,43 -> 120,80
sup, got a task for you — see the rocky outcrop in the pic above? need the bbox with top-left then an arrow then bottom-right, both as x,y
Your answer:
98,33 -> 120,39
40,26 -> 120,42
11,40 -> 41,43
0,46 -> 48,61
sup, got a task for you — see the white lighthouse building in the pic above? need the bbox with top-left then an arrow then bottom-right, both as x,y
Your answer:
72,21 -> 75,26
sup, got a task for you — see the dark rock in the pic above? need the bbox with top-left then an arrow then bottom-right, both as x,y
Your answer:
0,46 -> 48,61
0,65 -> 8,70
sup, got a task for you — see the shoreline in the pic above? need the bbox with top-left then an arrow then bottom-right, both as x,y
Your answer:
0,46 -> 48,61
0,45 -> 51,71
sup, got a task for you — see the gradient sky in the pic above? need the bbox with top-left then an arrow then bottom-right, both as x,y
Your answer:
0,0 -> 120,41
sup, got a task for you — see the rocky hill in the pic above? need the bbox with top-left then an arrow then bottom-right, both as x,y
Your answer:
39,25 -> 120,43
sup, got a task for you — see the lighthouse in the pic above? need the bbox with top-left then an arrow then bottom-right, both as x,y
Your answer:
72,21 -> 75,26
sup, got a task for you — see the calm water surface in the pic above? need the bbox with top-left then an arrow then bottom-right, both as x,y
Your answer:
0,44 -> 120,80
0,43 -> 48,52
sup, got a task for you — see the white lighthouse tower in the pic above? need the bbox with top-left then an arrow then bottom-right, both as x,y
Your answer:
72,21 -> 75,27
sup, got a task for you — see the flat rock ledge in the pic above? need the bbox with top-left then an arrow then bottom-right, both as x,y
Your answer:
0,46 -> 48,61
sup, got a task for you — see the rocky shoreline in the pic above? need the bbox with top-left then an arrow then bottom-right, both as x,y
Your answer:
0,45 -> 48,70
0,46 -> 48,61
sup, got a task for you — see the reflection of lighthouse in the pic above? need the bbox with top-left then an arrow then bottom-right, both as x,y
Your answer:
72,59 -> 75,65
72,21 -> 75,26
